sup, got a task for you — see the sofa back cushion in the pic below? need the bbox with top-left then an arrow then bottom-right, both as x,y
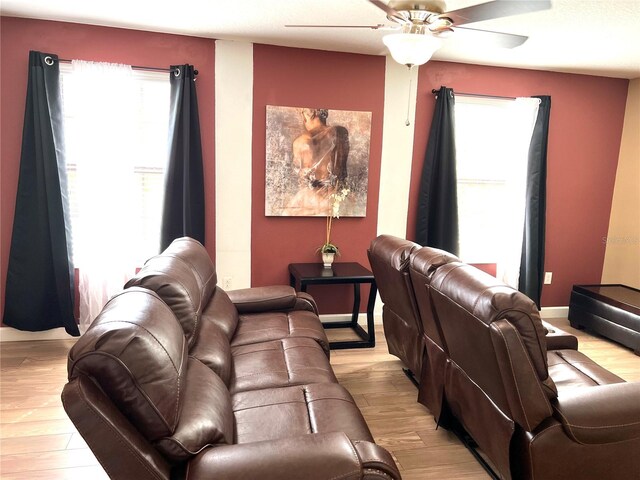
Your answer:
68,288 -> 187,440
67,288 -> 234,463
162,237 -> 217,304
190,317 -> 233,385
368,235 -> 421,332
124,255 -> 203,347
409,246 -> 460,350
430,262 -> 553,430
431,263 -> 549,379
155,357 -> 234,462
202,287 -> 240,340
368,235 -> 423,374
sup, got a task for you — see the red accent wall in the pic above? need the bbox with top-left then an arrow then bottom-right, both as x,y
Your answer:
407,61 -> 628,307
251,44 -> 385,313
0,17 -> 216,320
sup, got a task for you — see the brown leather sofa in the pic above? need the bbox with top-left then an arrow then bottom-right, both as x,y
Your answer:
420,259 -> 640,479
62,237 -> 401,480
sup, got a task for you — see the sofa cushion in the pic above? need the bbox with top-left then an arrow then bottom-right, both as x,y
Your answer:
201,288 -> 239,340
67,288 -> 186,441
231,310 -> 330,355
155,357 -> 233,462
229,338 -> 337,394
162,237 -> 217,303
232,383 -> 374,445
125,255 -> 203,346
190,317 -> 232,386
547,350 -> 624,391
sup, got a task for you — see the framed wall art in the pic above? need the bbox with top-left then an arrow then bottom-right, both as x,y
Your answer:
265,105 -> 372,217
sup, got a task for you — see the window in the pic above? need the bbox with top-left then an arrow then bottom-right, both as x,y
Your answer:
60,60 -> 170,328
60,63 -> 170,266
454,96 -> 539,286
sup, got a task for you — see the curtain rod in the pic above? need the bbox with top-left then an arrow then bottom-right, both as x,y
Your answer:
431,89 -> 515,100
54,57 -> 198,76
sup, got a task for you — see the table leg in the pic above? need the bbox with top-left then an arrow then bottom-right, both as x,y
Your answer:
366,281 -> 377,347
351,283 -> 361,325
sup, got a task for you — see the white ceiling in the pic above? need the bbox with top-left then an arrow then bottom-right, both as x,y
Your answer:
2,0 -> 639,79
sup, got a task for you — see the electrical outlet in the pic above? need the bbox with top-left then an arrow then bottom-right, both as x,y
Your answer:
544,272 -> 553,285
222,276 -> 233,290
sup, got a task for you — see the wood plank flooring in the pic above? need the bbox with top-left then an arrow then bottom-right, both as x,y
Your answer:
1,318 -> 638,479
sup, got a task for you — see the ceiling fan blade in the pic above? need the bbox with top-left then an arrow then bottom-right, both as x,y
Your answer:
368,0 -> 409,23
285,24 -> 390,29
441,0 -> 551,26
451,26 -> 529,48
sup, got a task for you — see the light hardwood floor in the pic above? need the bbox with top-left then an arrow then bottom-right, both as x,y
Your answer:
1,318 -> 638,479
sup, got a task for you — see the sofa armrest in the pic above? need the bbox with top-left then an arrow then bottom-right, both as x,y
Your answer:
554,382 -> 640,444
185,432 -> 400,480
62,376 -> 171,480
293,291 -> 319,315
542,321 -> 578,350
226,285 -> 297,313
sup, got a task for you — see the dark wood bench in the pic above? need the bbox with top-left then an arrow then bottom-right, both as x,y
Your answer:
569,284 -> 640,355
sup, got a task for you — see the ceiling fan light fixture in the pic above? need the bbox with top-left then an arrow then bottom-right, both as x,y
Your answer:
383,32 -> 442,67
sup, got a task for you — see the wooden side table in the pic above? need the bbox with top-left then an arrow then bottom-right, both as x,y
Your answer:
288,262 -> 377,349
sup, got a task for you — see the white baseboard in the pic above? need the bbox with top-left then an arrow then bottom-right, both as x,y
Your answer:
323,308 -> 567,325
320,313 -> 383,325
540,306 -> 569,319
0,308 -> 564,342
0,326 -> 77,342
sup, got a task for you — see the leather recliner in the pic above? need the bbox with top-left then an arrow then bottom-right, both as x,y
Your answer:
367,235 -> 423,377
427,261 -> 640,479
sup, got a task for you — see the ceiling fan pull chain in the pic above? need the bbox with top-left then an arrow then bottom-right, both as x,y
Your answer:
405,72 -> 412,127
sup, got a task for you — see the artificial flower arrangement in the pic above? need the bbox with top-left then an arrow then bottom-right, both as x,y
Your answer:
318,187 -> 350,257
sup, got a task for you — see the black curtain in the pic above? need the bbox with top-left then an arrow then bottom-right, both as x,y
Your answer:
3,51 -> 79,336
519,96 -> 551,308
160,65 -> 204,250
415,86 -> 459,255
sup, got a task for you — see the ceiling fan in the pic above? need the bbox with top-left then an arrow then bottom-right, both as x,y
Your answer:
286,0 -> 552,67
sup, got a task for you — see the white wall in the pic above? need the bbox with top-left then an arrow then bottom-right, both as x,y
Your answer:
214,40 -> 254,290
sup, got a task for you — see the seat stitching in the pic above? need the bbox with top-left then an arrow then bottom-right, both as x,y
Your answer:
234,371 -> 290,378
562,419 -> 640,429
233,398 -> 306,413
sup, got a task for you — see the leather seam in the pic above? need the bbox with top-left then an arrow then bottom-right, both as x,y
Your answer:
495,325 -> 533,431
71,378 -> 164,480
554,351 -> 604,386
511,325 -> 553,418
232,399 -> 306,413
302,386 -> 315,435
528,423 -> 563,477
